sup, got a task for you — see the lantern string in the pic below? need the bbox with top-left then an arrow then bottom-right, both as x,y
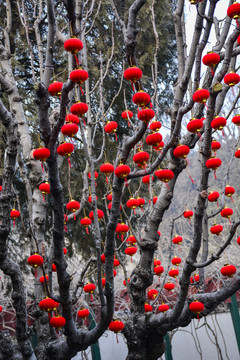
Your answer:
86,227 -> 89,234
74,54 -> 79,66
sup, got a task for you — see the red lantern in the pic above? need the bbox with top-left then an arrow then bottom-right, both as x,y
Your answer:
158,303 -> 169,313
150,120 -> 161,132
70,102 -> 88,117
224,72 -> 240,87
155,169 -> 174,183
57,142 -> 74,158
192,88 -> 210,103
125,245 -> 137,257
190,273 -> 200,284
148,288 -> 158,300
115,164 -> 131,179
78,308 -> 90,319
88,195 -> 98,204
183,209 -> 193,219
142,175 -> 151,184
220,207 -> 233,221
89,209 -> 104,221
154,259 -> 161,267
133,150 -> 149,168
63,247 -> 67,255
153,196 -> 158,204
138,108 -> 155,123
206,157 -> 222,170
109,320 -> 124,333
39,297 -> 58,312
232,114 -> 240,126
64,38 -> 83,53
144,303 -> 153,313
0,306 -> 3,312
225,185 -> 235,198
137,197 -> 145,209
173,145 -> 190,159
84,282 -> 96,301
235,148 -> 240,158
227,3 -> 240,19
237,237 -> 240,246
70,69 -> 88,84
66,200 -> 80,220
102,277 -> 106,287
189,301 -> 204,317
121,110 -> 133,120
154,265 -> 164,276
10,209 -> 20,222
221,264 -> 236,277
169,268 -> 179,278
126,198 -> 139,210
104,121 -> 118,139
0,185 -> 2,191
211,116 -> 226,131
154,141 -> 164,151
126,235 -> 137,245
48,82 -> 63,97
27,253 -> 44,268
146,132 -> 162,147
50,315 -> 66,329
65,114 -> 80,125
116,223 -> 129,239
88,171 -> 98,180
124,66 -> 142,82
172,235 -> 183,245
171,257 -> 182,266
39,275 -> 49,284
164,282 -> 175,291
187,118 -> 204,133
123,278 -> 130,286
114,258 -> 120,267
101,254 -> 105,263
107,193 -> 112,201
61,123 -> 79,137
33,147 -> 50,164
132,91 -> 151,107
211,140 -> 221,152
210,224 -> 223,235
52,263 -> 57,272
202,52 -> 220,68
208,191 -> 219,202
100,162 -> 114,183
80,217 -> 92,234
39,182 -> 50,195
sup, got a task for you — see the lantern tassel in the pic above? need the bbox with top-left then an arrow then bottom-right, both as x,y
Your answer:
48,313 -> 52,320
131,83 -> 135,92
127,120 -> 130,127
217,201 -> 219,208
79,85 -> 84,96
115,133 -> 118,141
90,294 -> 93,302
134,209 -> 136,215
116,334 -> 119,344
197,314 -> 200,321
131,257 -> 132,263
41,162 -> 44,172
74,213 -> 76,220
67,157 -> 71,168
222,130 -> 225,137
42,194 -> 45,202
125,178 -> 128,187
64,225 -> 68,232
86,227 -> 89,234
106,176 -> 109,184
236,19 -> 240,27
74,54 -> 79,66
211,68 -> 215,77
13,220 -> 15,227
121,234 -> 124,242
231,197 -> 233,203
229,218 -> 231,224
197,132 -> 203,141
214,170 -> 217,180
204,103 -> 209,110
165,183 -> 170,190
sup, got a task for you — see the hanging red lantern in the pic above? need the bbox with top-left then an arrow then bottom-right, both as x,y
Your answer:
126,235 -> 137,245
142,175 -> 151,184
65,113 -> 80,125
138,108 -> 155,123
232,114 -> 240,126
126,198 -> 139,210
10,209 -> 20,225
64,38 -> 83,53
80,217 -> 92,234
88,195 -> 98,204
154,141 -> 164,151
39,275 -> 49,284
115,164 -> 131,179
114,258 -> 120,267
101,277 -> 106,287
206,157 -> 222,171
225,185 -> 235,199
27,253 -> 44,268
237,237 -> 240,245
190,273 -> 200,284
154,259 -> 161,267
57,142 -> 74,165
50,315 -> 66,330
150,120 -> 161,132
155,169 -> 174,183
83,282 -> 96,301
107,193 -> 112,201
210,224 -> 223,235
100,162 -> 114,183
187,118 -> 204,133
224,71 -> 240,87
70,102 -> 88,117
132,91 -> 151,107
220,207 -> 233,221
66,200 -> 80,220
48,82 -> 63,97
123,278 -> 130,286
154,265 -> 164,276
63,247 -> 67,255
116,222 -> 129,240
192,88 -> 210,103
101,254 -> 105,263
88,171 -> 98,180
124,66 -> 142,83
189,301 -> 204,317
52,263 -> 57,272
227,2 -> 240,19
39,297 -> 58,312
144,303 -> 153,313
39,182 -> 50,196
208,191 -> 219,202
61,123 -> 79,137
183,209 -> 193,220
137,197 -> 145,209
148,288 -> 158,300
211,116 -> 226,131
169,268 -> 179,278
89,209 -> 104,221
164,282 -> 175,291
70,69 -> 88,84
171,257 -> 182,266
158,303 -> 169,313
221,264 -> 236,277
172,235 -> 183,245
104,121 -> 118,140
133,150 -> 149,168
125,245 -> 137,257
173,144 -> 190,159
146,132 -> 162,147
33,148 -> 50,170
77,308 -> 90,319
235,148 -> 240,158
211,140 -> 221,152
202,52 -> 220,68
153,196 -> 158,204
121,110 -> 133,126
109,320 -> 124,333
108,202 -> 122,211
0,185 -> 2,191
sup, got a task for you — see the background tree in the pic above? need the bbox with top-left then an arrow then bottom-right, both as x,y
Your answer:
0,0 -> 240,360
